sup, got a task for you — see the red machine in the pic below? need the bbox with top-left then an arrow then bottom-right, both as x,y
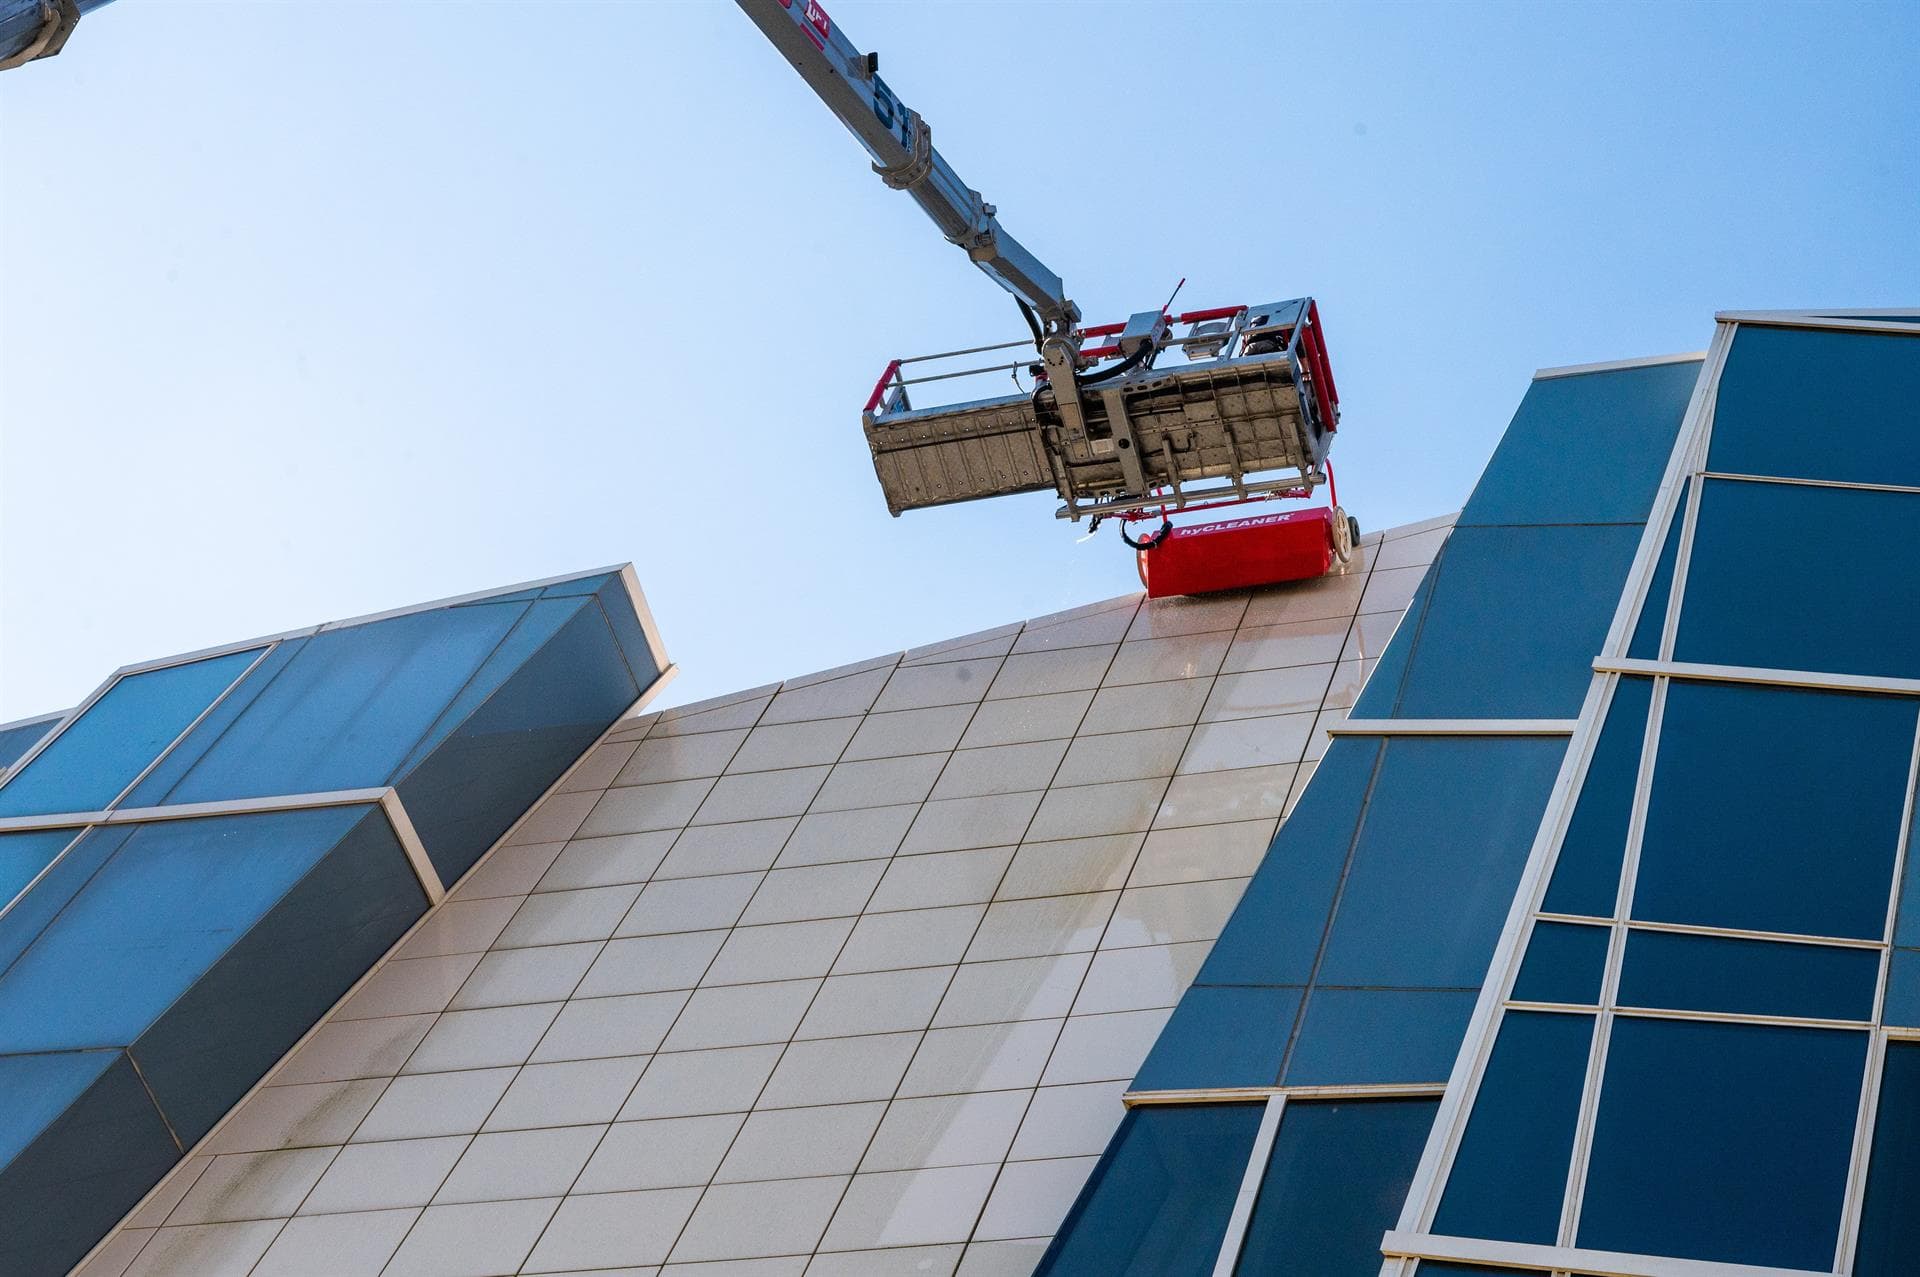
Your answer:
1137,507 -> 1352,598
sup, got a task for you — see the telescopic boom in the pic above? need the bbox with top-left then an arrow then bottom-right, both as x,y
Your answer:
735,0 -> 1080,336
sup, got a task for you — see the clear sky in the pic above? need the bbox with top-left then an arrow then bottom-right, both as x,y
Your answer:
1,0 -> 1915,722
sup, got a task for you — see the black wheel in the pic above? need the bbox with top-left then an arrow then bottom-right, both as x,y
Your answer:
1348,516 -> 1361,546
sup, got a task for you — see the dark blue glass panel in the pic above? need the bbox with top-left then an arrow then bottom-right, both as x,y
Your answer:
1634,681 -> 1912,939
1285,988 -> 1476,1086
1392,525 -> 1646,719
1234,1097 -> 1438,1277
397,598 -> 641,884
1577,1018 -> 1864,1268
119,637 -> 311,808
1433,1010 -> 1592,1244
0,807 -> 365,1051
1510,921 -> 1609,1005
1854,1041 -> 1920,1277
1347,570 -> 1433,719
0,1051 -> 179,1277
0,649 -> 260,817
1626,488 -> 1688,661
1541,677 -> 1651,918
1197,739 -> 1380,987
1459,360 -> 1701,527
0,1049 -> 116,1169
595,577 -> 665,690
1618,930 -> 1878,1021
154,603 -> 529,803
1707,326 -> 1920,488
1882,949 -> 1920,1026
1676,480 -> 1920,680
1317,738 -> 1564,988
1035,1103 -> 1264,1276
0,830 -> 78,910
1132,986 -> 1301,1091
133,808 -> 426,1143
0,719 -> 57,772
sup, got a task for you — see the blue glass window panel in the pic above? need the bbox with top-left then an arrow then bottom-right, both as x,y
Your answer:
1510,921 -> 1610,1006
1676,480 -> 1920,680
1626,487 -> 1688,661
0,648 -> 260,817
397,597 -> 642,884
540,571 -> 616,598
0,1049 -> 117,1170
0,830 -> 79,910
0,806 -> 366,1052
1284,988 -> 1476,1086
1391,525 -> 1646,719
458,587 -> 544,604
1198,739 -> 1379,987
1233,1097 -> 1439,1277
1459,359 -> 1701,527
1132,986 -> 1301,1091
1035,1103 -> 1264,1276
393,598 -> 592,776
0,827 -> 131,977
1634,680 -> 1912,940
1541,677 -> 1651,918
1707,325 -> 1920,488
1316,738 -> 1564,988
1577,1018 -> 1865,1269
154,603 -> 529,802
0,718 -> 57,772
1882,949 -> 1920,1026
1854,1040 -> 1920,1277
119,638 -> 310,808
1617,930 -> 1879,1021
1348,570 -> 1432,719
1432,1010 -> 1592,1244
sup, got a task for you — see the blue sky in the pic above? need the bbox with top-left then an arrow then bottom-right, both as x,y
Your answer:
1,0 -> 1915,721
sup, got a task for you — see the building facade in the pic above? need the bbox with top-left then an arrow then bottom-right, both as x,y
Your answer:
3,308 -> 1912,1276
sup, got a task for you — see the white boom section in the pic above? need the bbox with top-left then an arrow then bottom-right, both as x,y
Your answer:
735,0 -> 1080,335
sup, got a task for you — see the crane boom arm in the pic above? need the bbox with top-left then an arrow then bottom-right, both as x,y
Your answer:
735,0 -> 1079,334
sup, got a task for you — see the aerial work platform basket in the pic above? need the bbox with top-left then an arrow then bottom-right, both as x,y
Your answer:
862,296 -> 1339,523
860,295 -> 1354,596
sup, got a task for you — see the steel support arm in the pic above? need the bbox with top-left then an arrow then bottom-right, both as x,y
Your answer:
736,0 -> 1079,334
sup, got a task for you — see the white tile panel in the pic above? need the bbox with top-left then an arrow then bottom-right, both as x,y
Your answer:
535,831 -> 676,892
483,1055 -> 652,1130
819,1164 -> 1000,1251
716,1102 -> 888,1182
251,1209 -> 418,1277
302,1137 -> 467,1214
758,1033 -> 923,1109
523,1188 -> 703,1272
859,1090 -> 1029,1173
575,1114 -> 747,1193
832,904 -> 985,974
433,1125 -> 602,1204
